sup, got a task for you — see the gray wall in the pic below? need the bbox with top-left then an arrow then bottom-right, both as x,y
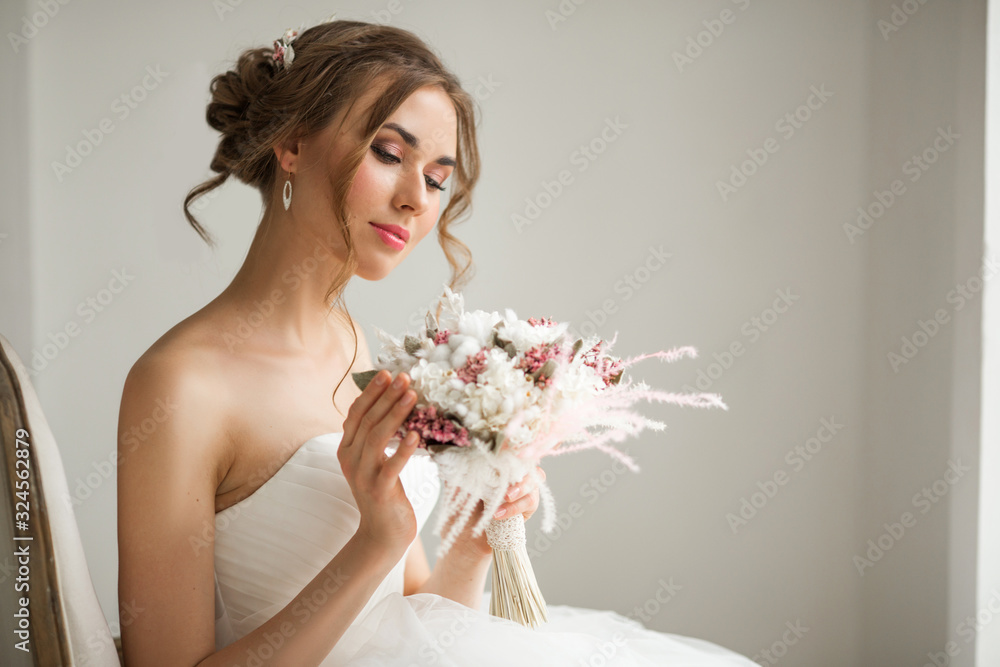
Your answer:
860,0 -> 988,664
0,1 -> 991,664
0,0 -> 33,355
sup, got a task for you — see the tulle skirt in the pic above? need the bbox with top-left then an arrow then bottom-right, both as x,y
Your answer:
344,592 -> 757,666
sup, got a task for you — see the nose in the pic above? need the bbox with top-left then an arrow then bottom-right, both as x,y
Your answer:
392,166 -> 430,217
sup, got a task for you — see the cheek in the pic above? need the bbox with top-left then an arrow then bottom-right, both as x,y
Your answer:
414,206 -> 439,242
347,160 -> 390,212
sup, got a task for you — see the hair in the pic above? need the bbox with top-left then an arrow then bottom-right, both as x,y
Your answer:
183,19 -> 480,413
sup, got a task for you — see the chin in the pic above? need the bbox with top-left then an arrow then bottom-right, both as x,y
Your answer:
354,259 -> 398,282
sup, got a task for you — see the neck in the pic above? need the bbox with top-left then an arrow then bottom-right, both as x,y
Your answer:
216,205 -> 351,355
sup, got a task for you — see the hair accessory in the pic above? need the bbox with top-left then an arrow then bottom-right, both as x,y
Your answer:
271,27 -> 300,70
271,13 -> 337,72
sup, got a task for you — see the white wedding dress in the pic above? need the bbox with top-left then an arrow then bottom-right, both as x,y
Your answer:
212,431 -> 757,665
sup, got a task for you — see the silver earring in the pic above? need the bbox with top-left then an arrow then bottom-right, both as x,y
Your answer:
283,171 -> 293,210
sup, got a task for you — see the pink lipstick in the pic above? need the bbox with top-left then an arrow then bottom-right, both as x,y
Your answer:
369,222 -> 408,250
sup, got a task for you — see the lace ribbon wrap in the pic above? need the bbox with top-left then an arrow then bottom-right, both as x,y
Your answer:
485,515 -> 527,551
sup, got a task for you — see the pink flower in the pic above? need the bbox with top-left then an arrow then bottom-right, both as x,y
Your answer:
433,329 -> 451,345
527,316 -> 557,327
401,404 -> 470,447
455,348 -> 488,383
576,341 -> 624,386
516,342 -> 563,387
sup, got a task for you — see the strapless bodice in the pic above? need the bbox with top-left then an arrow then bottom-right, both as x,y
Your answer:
211,431 -> 440,662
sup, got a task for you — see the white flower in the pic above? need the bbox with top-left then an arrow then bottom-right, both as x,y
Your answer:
457,309 -> 502,344
408,360 -> 473,415
448,334 -> 482,369
496,317 -> 568,352
460,349 -> 541,433
427,342 -> 453,364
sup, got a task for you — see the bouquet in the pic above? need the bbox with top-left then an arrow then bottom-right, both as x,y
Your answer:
352,285 -> 727,628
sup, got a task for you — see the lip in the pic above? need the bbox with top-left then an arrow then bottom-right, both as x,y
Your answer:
369,222 -> 410,242
369,222 -> 408,251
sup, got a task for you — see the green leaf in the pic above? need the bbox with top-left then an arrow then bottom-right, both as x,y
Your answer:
352,369 -> 378,390
538,359 -> 557,378
404,335 -> 422,355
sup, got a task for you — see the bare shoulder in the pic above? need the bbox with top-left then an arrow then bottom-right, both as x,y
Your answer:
118,324 -> 234,486
116,328 -> 234,664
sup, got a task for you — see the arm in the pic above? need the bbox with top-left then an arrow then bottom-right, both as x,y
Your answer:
410,536 -> 492,610
402,534 -> 431,596
117,353 -> 400,667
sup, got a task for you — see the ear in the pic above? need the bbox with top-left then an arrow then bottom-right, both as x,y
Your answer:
273,136 -> 304,174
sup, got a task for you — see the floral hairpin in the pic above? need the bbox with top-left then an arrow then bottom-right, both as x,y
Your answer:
271,14 -> 337,72
271,27 -> 300,70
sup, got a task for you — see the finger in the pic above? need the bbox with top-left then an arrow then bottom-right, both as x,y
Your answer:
341,369 -> 391,449
505,468 -> 542,501
495,488 -> 540,519
360,384 -> 416,475
379,429 -> 420,483
350,372 -> 410,472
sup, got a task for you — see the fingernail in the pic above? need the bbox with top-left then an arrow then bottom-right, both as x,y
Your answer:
374,372 -> 387,386
506,486 -> 519,500
392,374 -> 405,388
494,507 -> 507,519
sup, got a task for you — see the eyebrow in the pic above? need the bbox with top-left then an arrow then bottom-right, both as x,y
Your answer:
382,122 -> 457,168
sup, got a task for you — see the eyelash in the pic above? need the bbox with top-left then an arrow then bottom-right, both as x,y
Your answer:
371,144 -> 447,192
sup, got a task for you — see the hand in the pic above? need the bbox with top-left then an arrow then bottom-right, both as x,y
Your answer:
338,369 -> 421,557
444,465 -> 546,559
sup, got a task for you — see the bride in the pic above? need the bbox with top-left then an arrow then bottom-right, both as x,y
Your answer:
116,16 -> 757,666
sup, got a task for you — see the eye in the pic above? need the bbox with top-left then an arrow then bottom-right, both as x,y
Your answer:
371,144 -> 400,164
425,175 -> 446,192
372,143 -> 448,192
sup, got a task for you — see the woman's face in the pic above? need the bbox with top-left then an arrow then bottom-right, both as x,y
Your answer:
291,84 -> 459,280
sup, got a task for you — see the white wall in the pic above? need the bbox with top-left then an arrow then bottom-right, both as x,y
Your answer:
0,1 -> 989,664
978,1 -> 1000,665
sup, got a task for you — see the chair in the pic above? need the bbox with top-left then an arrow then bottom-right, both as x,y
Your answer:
0,333 -> 123,666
